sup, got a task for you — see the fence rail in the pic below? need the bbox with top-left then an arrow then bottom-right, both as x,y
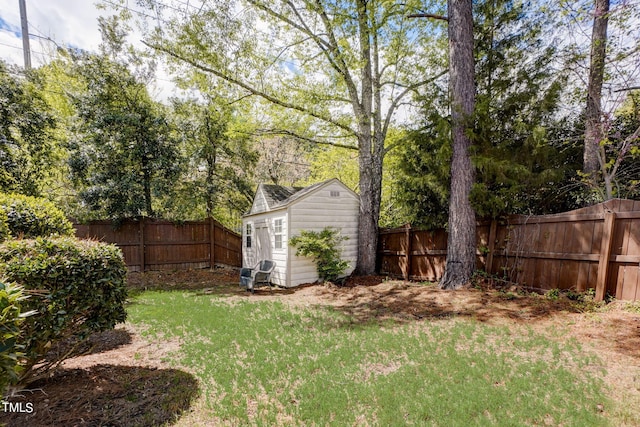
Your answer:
377,199 -> 640,301
74,218 -> 242,271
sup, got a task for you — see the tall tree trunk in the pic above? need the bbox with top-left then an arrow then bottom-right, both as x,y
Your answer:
584,0 -> 610,178
143,168 -> 154,217
440,0 -> 476,290
357,146 -> 382,275
354,0 -> 381,275
204,114 -> 217,218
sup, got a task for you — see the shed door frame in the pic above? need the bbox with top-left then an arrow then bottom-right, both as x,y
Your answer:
255,220 -> 272,261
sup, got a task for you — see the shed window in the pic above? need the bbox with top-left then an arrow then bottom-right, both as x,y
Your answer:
330,190 -> 340,197
274,219 -> 283,249
246,223 -> 252,248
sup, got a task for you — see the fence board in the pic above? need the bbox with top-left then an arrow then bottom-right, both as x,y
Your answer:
377,199 -> 640,301
73,218 -> 241,271
619,265 -> 639,301
557,260 -> 580,290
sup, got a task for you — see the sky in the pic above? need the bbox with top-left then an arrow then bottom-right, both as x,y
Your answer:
0,0 -> 106,67
2,0 -> 638,110
0,0 -> 179,100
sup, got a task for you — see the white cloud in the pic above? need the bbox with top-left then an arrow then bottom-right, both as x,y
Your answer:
0,0 -> 182,102
0,0 -> 107,66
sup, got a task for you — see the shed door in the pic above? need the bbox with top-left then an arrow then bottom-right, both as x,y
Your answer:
255,223 -> 272,261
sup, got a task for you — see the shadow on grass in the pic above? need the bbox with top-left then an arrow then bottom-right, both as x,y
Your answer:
46,328 -> 133,361
123,270 -> 640,360
126,268 -> 243,298
0,365 -> 199,427
295,280 -> 584,326
126,268 -> 306,299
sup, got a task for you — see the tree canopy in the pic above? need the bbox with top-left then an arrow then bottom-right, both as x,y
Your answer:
0,62 -> 56,196
68,52 -> 180,219
2,0 -> 640,284
126,0 -> 449,273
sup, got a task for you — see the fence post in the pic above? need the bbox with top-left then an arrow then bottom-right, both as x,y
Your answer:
595,211 -> 616,301
139,218 -> 145,272
209,217 -> 216,269
405,225 -> 412,281
486,219 -> 498,275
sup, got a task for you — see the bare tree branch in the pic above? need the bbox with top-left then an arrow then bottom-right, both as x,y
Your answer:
247,0 -> 332,51
407,13 -> 448,21
247,0 -> 361,116
610,124 -> 640,178
240,128 -> 359,151
312,0 -> 361,110
143,40 -> 356,135
614,86 -> 640,93
383,69 -> 448,150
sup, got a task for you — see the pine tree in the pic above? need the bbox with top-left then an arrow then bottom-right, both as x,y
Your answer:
393,0 -> 568,228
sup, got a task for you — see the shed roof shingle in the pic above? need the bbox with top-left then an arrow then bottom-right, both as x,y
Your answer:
260,184 -> 304,209
250,179 -> 338,214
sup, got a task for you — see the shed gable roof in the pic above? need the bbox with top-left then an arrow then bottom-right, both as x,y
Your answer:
247,178 -> 356,216
261,184 -> 304,209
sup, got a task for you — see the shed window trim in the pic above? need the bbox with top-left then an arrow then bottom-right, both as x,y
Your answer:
246,223 -> 252,248
274,219 -> 283,249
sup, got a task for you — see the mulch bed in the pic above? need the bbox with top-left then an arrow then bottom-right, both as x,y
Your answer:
1,365 -> 198,427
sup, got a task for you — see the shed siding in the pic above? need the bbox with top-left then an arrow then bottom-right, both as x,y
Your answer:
242,220 -> 256,268
288,182 -> 359,287
250,188 -> 269,214
242,211 -> 288,286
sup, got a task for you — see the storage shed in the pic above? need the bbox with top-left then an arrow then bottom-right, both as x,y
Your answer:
242,178 -> 359,287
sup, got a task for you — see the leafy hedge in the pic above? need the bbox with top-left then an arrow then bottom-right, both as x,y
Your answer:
0,209 -> 9,242
0,193 -> 74,239
0,237 -> 128,384
0,282 -> 34,396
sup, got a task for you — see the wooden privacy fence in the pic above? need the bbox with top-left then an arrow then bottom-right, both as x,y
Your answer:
74,218 -> 242,272
378,199 -> 640,301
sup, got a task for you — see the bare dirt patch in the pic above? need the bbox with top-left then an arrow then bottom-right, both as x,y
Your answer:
126,265 -> 239,293
60,324 -> 183,370
3,269 -> 640,426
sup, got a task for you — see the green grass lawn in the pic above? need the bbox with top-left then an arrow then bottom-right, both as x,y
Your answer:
128,291 -> 609,426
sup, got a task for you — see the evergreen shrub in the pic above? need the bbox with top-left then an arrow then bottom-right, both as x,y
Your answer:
0,193 -> 74,239
0,210 -> 10,242
0,237 -> 128,383
0,282 -> 35,397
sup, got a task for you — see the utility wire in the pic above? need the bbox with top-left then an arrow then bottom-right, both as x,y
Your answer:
0,41 -> 24,51
103,0 -> 225,22
0,40 -> 56,60
101,0 -> 172,24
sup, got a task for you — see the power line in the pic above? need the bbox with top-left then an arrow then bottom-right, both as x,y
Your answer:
100,0 -> 177,24
0,41 -> 24,51
170,0 -> 205,11
0,40 -> 55,60
29,20 -> 52,40
148,0 -> 193,14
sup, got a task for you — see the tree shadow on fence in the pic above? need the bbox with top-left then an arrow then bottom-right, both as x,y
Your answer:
0,364 -> 199,427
